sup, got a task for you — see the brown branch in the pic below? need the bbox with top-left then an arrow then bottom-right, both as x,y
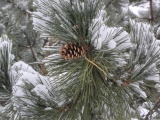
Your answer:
144,97 -> 160,120
149,0 -> 154,22
42,37 -> 49,47
31,32 -> 38,47
22,31 -> 37,61
29,44 -> 37,61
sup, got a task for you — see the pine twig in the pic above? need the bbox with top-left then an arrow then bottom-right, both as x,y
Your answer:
144,97 -> 160,120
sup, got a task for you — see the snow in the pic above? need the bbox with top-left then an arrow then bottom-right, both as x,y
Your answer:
155,84 -> 160,92
146,74 -> 160,83
138,106 -> 149,117
44,107 -> 53,111
11,61 -> 52,88
13,92 -> 35,107
91,24 -> 130,50
11,69 -> 39,86
115,58 -> 127,67
58,100 -> 66,106
14,90 -> 25,97
15,80 -> 24,86
0,34 -> 13,86
91,17 -> 131,50
3,0 -> 159,119
131,118 -> 138,120
11,61 -> 38,74
0,105 -> 3,111
108,40 -> 116,49
137,102 -> 157,118
129,0 -> 160,19
9,60 -> 58,116
129,2 -> 149,18
156,27 -> 160,38
32,84 -> 50,99
130,83 -> 147,99
129,6 -> 143,17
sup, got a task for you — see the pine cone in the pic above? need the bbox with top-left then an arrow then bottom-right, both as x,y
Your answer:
60,43 -> 89,60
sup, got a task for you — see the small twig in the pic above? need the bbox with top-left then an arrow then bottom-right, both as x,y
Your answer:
149,0 -> 154,22
84,56 -> 107,76
144,97 -> 160,120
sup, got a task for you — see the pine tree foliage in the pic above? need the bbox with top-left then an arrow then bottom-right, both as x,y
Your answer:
128,0 -> 160,40
11,21 -> 42,63
33,0 -> 160,119
103,0 -> 129,27
1,61 -> 58,120
104,0 -> 160,41
0,0 -> 42,64
0,0 -> 160,120
0,0 -> 33,25
0,34 -> 13,106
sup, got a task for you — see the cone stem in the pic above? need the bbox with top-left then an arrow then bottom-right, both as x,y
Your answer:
84,55 -> 107,76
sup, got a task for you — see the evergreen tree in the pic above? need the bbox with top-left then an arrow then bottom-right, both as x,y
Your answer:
0,0 -> 160,120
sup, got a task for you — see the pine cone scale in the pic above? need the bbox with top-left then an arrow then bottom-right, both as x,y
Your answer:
60,43 -> 89,60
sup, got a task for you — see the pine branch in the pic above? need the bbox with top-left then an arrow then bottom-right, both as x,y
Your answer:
149,0 -> 154,22
6,0 -> 160,119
